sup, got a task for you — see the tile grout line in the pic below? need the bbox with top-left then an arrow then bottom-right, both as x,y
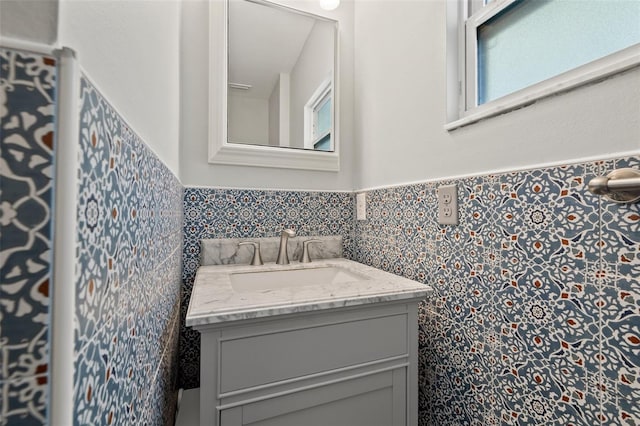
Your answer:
596,161 -> 605,425
140,302 -> 181,419
74,243 -> 183,359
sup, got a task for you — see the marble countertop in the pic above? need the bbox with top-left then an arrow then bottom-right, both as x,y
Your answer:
186,258 -> 433,328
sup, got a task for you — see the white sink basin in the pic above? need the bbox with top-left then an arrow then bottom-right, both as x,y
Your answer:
229,266 -> 370,292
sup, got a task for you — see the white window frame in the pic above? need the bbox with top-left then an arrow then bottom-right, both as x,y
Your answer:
304,77 -> 333,151
446,0 -> 640,130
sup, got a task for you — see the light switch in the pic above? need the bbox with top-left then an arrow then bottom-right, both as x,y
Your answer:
356,192 -> 367,220
438,184 -> 458,225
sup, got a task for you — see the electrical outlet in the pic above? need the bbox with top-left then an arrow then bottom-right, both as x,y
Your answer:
438,185 -> 458,225
356,192 -> 367,220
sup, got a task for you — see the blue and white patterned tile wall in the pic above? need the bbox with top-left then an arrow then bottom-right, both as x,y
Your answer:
353,157 -> 639,425
180,188 -> 354,388
73,76 -> 183,425
1,48 -> 56,425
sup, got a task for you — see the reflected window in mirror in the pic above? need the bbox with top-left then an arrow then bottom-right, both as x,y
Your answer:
304,77 -> 332,151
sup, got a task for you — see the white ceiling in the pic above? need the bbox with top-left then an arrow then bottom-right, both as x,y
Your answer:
228,0 -> 317,99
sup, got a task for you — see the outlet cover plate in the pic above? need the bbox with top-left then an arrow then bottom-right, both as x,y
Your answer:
438,184 -> 458,225
356,192 -> 366,220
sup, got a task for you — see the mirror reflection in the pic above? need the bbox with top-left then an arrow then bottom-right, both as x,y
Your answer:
228,0 -> 337,152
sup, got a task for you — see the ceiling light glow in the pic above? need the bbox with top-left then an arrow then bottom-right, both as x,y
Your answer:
319,0 -> 340,11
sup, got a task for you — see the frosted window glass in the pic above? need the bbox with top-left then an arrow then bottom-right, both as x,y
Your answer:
478,0 -> 640,104
317,97 -> 332,135
314,134 -> 331,151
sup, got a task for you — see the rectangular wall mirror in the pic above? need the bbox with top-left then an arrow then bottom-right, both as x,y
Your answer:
209,0 -> 340,171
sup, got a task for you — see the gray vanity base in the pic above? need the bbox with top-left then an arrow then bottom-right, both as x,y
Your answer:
194,300 -> 421,426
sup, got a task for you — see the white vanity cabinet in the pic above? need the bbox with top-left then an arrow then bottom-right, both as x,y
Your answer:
195,301 -> 421,426
186,259 -> 432,426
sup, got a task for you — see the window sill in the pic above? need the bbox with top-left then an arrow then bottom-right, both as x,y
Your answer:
445,44 -> 640,131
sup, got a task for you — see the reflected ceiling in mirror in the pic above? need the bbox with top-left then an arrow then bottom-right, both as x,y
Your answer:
228,0 -> 337,152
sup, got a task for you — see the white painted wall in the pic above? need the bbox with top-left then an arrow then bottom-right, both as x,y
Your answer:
354,1 -> 640,189
279,73 -> 291,148
269,79 -> 280,146
0,0 -> 58,45
180,0 -> 355,190
228,94 -> 269,144
58,0 -> 181,177
289,21 -> 334,149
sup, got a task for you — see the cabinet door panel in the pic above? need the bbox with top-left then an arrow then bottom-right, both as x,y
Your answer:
249,387 -> 393,426
219,314 -> 407,393
220,369 -> 406,426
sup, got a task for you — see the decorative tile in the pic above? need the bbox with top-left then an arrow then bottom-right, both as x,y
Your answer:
497,164 -> 600,267
353,157 -> 639,425
598,267 -> 640,425
73,328 -> 115,425
0,375 -> 48,425
73,75 -> 183,424
595,156 -> 640,425
1,48 -> 56,425
600,157 -> 640,265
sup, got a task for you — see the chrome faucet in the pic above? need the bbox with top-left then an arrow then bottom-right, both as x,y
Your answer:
276,229 -> 296,265
238,241 -> 263,266
301,239 -> 322,263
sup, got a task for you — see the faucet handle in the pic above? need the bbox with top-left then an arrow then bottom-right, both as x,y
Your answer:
281,228 -> 296,238
238,241 -> 263,266
301,239 -> 322,263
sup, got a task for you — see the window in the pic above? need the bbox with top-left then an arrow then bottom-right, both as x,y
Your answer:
304,77 -> 333,151
312,91 -> 332,151
447,0 -> 640,129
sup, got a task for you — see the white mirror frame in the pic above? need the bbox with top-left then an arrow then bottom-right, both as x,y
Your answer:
209,0 -> 340,171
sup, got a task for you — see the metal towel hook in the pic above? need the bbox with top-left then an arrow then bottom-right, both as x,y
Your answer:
587,168 -> 640,204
